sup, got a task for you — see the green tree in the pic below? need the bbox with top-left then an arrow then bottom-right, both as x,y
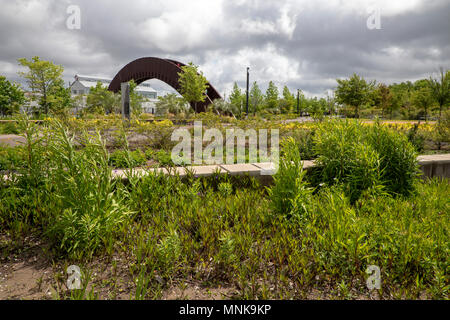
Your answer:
390,81 -> 414,119
155,93 -> 190,116
429,68 -> 450,124
249,81 -> 264,114
307,97 -> 327,121
178,62 -> 209,113
279,86 -> 296,113
86,81 -> 119,114
335,73 -> 375,118
0,76 -> 25,116
412,87 -> 435,121
428,68 -> 450,149
47,85 -> 72,117
377,83 -> 394,118
129,80 -> 146,117
209,99 -> 238,117
17,56 -> 68,115
325,92 -> 336,115
229,82 -> 245,115
265,81 -> 279,111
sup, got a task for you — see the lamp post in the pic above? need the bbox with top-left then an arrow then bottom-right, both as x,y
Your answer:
296,89 -> 300,116
246,67 -> 249,118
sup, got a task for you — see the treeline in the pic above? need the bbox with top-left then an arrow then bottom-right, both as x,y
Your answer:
155,69 -> 449,121
0,56 -> 448,122
335,71 -> 450,121
0,56 -> 146,117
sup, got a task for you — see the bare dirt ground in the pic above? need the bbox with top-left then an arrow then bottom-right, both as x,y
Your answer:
0,235 -> 53,299
0,234 -> 239,300
0,234 -> 404,300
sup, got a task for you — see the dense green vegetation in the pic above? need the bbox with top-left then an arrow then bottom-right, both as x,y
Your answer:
0,118 -> 448,299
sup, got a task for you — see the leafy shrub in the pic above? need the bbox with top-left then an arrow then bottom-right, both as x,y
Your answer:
365,122 -> 419,197
156,230 -> 182,273
215,230 -> 238,268
0,146 -> 25,171
134,119 -> 175,150
218,182 -> 233,197
109,148 -> 146,168
144,148 -> 174,166
289,128 -> 316,160
313,120 -> 419,200
0,121 -> 20,134
268,137 -> 311,217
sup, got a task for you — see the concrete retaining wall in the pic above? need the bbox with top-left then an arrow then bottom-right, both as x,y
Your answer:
111,154 -> 450,183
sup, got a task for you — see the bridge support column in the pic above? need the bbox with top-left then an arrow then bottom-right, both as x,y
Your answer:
121,82 -> 130,120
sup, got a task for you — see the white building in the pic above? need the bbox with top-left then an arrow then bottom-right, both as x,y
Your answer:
70,75 -> 158,114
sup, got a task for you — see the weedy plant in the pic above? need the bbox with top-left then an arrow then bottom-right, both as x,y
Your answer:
44,121 -> 132,258
312,119 -> 419,201
268,137 -> 312,217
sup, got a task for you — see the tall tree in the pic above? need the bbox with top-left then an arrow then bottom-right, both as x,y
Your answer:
129,80 -> 146,117
428,68 -> 450,124
265,81 -> 279,110
229,82 -> 245,116
278,86 -> 295,113
428,68 -> 450,150
47,85 -> 72,116
377,83 -> 394,118
86,81 -> 120,114
249,81 -> 264,114
0,76 -> 25,116
178,62 -> 209,113
335,73 -> 375,118
17,56 -> 68,115
390,81 -> 414,119
325,92 -> 336,115
307,97 -> 327,121
412,87 -> 434,121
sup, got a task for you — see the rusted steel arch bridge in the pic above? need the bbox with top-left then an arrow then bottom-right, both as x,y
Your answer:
108,57 -> 222,112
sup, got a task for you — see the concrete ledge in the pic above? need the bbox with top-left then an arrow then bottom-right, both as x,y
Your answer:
179,165 -> 226,177
3,154 -> 450,183
219,163 -> 261,176
417,154 -> 450,179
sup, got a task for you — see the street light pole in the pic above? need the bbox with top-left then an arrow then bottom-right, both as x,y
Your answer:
296,89 -> 300,116
246,67 -> 249,118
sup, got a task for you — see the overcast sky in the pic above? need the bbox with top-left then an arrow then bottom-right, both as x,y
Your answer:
0,0 -> 449,97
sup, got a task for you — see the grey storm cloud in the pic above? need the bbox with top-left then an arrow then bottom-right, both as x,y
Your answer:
0,0 -> 448,97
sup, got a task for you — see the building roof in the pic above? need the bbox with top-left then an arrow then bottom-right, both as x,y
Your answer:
73,74 -> 157,93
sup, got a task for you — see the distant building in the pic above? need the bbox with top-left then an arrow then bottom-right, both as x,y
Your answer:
20,91 -> 40,114
70,75 -> 158,114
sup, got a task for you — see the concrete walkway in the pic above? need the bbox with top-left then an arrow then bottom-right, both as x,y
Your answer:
111,154 -> 450,182
2,154 -> 449,183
